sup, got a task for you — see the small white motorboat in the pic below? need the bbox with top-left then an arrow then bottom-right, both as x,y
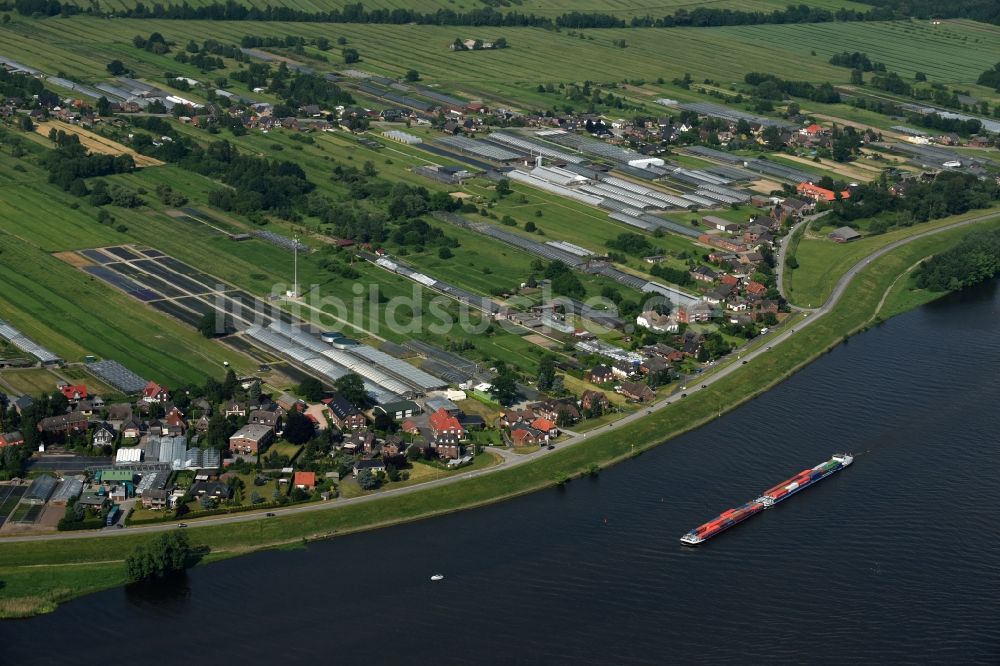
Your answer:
430,574 -> 444,581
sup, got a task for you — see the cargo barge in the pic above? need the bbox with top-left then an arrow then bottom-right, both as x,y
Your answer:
680,453 -> 853,546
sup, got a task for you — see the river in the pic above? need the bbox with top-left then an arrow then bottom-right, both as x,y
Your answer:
3,281 -> 999,664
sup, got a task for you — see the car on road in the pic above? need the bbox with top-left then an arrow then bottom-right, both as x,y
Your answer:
701,385 -> 707,389
178,523 -> 188,528
266,513 -> 276,517
680,393 -> 687,398
766,346 -> 772,350
742,360 -> 748,365
547,444 -> 554,450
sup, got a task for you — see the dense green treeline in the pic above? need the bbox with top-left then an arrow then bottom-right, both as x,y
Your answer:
914,227 -> 1000,291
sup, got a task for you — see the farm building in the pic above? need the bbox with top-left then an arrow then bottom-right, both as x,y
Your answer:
829,227 -> 861,243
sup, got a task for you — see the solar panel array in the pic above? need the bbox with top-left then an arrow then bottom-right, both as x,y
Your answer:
0,319 -> 62,364
87,359 -> 148,392
436,135 -> 522,162
253,231 -> 309,253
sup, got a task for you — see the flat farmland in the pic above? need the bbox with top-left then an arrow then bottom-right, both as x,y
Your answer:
718,20 -> 1000,84
53,0 -> 871,17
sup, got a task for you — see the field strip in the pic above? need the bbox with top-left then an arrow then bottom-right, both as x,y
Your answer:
33,120 -> 164,168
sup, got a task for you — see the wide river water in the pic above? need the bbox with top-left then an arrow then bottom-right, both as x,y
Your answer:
3,280 -> 999,664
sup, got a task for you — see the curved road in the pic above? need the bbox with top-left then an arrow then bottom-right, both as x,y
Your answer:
4,210 -> 997,544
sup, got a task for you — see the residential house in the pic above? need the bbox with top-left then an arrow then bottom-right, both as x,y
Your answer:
643,343 -> 684,363
343,430 -> 376,454
620,381 -> 655,403
37,413 -> 89,436
641,356 -> 670,376
587,364 -> 614,384
690,266 -> 719,283
531,398 -> 580,424
637,310 -> 679,334
59,384 -> 88,402
354,458 -> 386,476
106,403 -> 133,430
703,284 -> 735,305
327,394 -> 366,431
511,424 -> 544,447
190,397 -> 213,415
92,422 -> 115,447
580,390 -> 609,413
745,281 -> 768,299
612,359 -> 639,380
293,471 -> 316,490
401,420 -> 421,436
500,409 -> 533,427
121,418 -> 144,440
190,481 -> 231,500
431,432 -> 462,460
194,415 -> 211,433
223,401 -> 247,418
382,434 -> 406,458
249,409 -> 283,433
429,408 -> 465,440
276,392 -> 305,412
530,418 -> 558,437
142,489 -> 171,510
141,381 -> 170,404
0,431 -> 25,447
229,423 -> 274,455
797,181 -> 850,203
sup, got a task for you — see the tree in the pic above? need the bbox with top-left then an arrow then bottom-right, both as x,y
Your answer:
334,373 -> 369,408
106,60 -> 126,76
373,410 -> 396,434
524,221 -> 537,233
489,372 -> 518,406
404,69 -> 420,82
438,246 -> 453,259
17,115 -> 33,132
197,312 -> 219,338
495,178 -> 511,197
95,96 -> 111,117
283,410 -> 315,445
356,468 -> 379,490
537,356 -> 555,391
204,414 -> 234,450
342,48 -> 360,64
298,376 -> 324,401
125,532 -> 192,582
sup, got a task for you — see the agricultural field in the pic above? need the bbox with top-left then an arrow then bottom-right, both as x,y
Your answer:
52,0 -> 873,18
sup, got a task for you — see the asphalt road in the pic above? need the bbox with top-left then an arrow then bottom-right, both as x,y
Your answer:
3,210 -> 996,544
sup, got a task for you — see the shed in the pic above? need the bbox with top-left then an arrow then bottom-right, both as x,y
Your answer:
829,227 -> 861,243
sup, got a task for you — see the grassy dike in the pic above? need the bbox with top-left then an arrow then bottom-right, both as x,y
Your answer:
2,216 -> 999,618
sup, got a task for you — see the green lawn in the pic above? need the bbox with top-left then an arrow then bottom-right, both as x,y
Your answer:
785,206 -> 1000,307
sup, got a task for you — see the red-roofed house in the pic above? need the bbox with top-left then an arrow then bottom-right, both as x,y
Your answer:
801,123 -> 823,136
0,431 -> 25,448
401,420 -> 420,436
60,384 -> 88,402
720,274 -> 740,287
530,418 -> 558,436
745,281 -> 768,297
294,471 -> 316,490
511,425 -> 544,447
142,381 -> 170,404
797,182 -> 850,203
429,408 -> 464,440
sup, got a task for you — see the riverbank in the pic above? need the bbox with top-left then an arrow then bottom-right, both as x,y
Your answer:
2,214 -> 998,618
